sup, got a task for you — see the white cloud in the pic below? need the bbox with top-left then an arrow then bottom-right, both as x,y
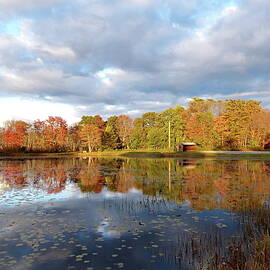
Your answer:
128,0 -> 153,6
0,97 -> 80,125
221,6 -> 238,16
0,0 -> 65,17
17,20 -> 75,60
0,0 -> 270,121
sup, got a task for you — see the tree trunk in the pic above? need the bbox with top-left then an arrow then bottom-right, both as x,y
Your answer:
88,142 -> 92,152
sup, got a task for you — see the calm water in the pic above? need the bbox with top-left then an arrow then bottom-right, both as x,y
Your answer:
0,157 -> 270,270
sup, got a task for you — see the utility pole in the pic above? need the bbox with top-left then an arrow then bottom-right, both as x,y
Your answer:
168,160 -> 171,191
168,121 -> 171,149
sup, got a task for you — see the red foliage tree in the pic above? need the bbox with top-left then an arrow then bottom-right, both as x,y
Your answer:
3,120 -> 29,151
43,116 -> 68,152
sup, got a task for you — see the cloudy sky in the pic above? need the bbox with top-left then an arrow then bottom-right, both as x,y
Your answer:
0,0 -> 269,124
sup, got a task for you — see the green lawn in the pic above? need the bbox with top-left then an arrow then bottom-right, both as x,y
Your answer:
1,149 -> 270,160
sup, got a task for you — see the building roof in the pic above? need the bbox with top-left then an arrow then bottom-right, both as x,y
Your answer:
181,142 -> 196,146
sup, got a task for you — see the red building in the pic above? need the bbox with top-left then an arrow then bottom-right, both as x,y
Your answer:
181,142 -> 197,152
264,142 -> 270,150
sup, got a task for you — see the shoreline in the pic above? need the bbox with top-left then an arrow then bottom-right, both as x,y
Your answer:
1,150 -> 270,160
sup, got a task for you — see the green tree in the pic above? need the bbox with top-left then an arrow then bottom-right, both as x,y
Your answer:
157,105 -> 186,150
130,118 -> 145,149
147,127 -> 163,149
103,116 -> 122,150
79,115 -> 105,130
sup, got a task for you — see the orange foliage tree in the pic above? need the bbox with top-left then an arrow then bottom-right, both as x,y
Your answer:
79,124 -> 103,152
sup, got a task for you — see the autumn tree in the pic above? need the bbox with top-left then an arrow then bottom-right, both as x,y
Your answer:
3,120 -> 29,151
188,98 -> 225,116
78,115 -> 105,152
0,98 -> 269,153
182,100 -> 218,149
213,115 -> 228,149
67,124 -> 81,152
79,124 -> 103,152
43,117 -> 68,152
116,115 -> 133,149
28,120 -> 47,152
248,110 -> 270,149
184,112 -> 215,149
223,100 -> 263,149
79,115 -> 105,130
0,127 -> 4,151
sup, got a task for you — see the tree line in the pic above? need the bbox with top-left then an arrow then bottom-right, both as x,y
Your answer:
1,98 -> 270,152
2,158 -> 270,210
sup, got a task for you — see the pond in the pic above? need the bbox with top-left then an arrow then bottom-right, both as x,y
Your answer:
0,157 -> 270,270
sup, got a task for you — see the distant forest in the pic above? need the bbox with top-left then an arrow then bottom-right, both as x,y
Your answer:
1,98 -> 270,153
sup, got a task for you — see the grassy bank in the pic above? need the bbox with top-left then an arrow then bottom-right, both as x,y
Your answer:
1,149 -> 270,160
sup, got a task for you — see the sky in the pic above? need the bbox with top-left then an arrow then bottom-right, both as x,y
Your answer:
0,0 -> 270,125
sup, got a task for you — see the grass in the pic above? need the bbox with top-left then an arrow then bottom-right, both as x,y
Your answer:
1,149 -> 270,160
73,149 -> 270,160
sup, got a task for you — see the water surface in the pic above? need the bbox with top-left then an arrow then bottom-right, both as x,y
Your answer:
0,157 -> 270,269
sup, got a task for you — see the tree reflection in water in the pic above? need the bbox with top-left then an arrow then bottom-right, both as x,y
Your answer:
0,157 -> 270,269
1,157 -> 270,210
